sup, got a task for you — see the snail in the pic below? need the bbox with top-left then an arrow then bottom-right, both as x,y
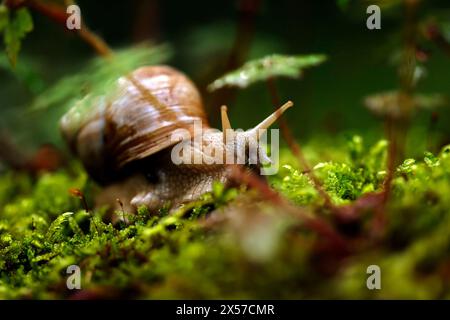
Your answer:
60,65 -> 293,213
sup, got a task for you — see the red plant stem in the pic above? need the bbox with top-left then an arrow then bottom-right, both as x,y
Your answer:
132,0 -> 160,43
383,118 -> 396,202
226,0 -> 260,71
81,196 -> 89,214
230,165 -> 347,250
6,0 -> 113,58
233,167 -> 283,206
76,25 -> 113,58
385,0 -> 418,183
69,188 -> 90,213
266,77 -> 334,209
376,0 -> 420,236
371,117 -> 396,236
208,0 -> 260,113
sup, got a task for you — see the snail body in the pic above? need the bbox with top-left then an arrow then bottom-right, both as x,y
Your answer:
60,65 -> 292,212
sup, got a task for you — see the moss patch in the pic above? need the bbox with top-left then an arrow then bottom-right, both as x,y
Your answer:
1,137 -> 450,299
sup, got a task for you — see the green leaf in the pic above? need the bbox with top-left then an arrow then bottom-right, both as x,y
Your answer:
46,212 -> 73,243
424,152 -> 440,168
346,135 -> 364,162
208,53 -> 327,91
212,181 -> 225,199
364,91 -> 448,117
1,8 -> 34,67
14,8 -> 33,34
30,43 -> 171,114
397,159 -> 416,174
0,5 -> 9,32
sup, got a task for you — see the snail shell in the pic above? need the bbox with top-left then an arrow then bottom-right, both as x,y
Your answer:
61,64 -> 293,212
60,66 -> 208,184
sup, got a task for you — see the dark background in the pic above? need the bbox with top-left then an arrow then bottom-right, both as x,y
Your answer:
1,0 -> 449,156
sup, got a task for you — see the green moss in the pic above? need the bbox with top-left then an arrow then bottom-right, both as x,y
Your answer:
1,137 -> 450,299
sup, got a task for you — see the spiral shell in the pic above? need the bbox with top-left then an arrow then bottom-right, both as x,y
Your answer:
60,65 -> 208,183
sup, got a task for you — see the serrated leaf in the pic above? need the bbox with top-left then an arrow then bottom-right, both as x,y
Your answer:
2,8 -> 34,67
14,8 -> 33,33
0,5 -> 9,32
4,26 -> 20,66
208,53 -> 327,91
364,91 -> 448,117
30,43 -> 171,114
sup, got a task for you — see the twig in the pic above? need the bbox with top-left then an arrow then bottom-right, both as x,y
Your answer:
77,24 -> 113,58
6,0 -> 113,58
229,165 -> 347,250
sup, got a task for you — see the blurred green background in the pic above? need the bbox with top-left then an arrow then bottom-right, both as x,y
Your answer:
1,0 -> 449,158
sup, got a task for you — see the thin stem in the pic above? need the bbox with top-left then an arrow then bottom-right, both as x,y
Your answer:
6,0 -> 113,58
116,198 -> 126,222
207,0 -> 260,113
77,23 -> 113,58
69,188 -> 90,214
377,0 -> 420,236
266,77 -> 334,209
230,165 -> 347,250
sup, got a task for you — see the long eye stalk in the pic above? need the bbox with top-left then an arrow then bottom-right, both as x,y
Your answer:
252,101 -> 294,135
221,105 -> 232,131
